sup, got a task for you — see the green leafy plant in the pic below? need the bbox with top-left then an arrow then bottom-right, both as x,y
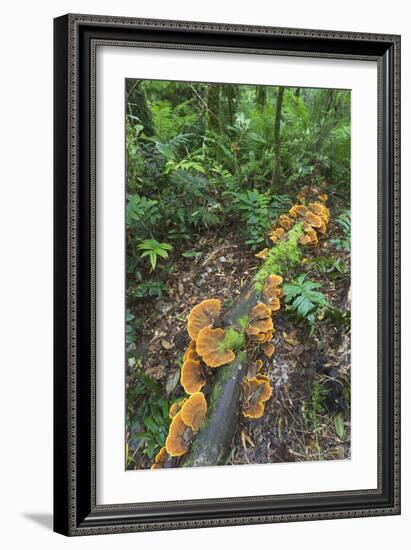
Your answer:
226,189 -> 272,249
126,194 -> 161,228
129,280 -> 166,299
283,274 -> 329,330
311,256 -> 346,275
331,210 -> 351,251
137,239 -> 173,271
126,309 -> 136,345
127,372 -> 171,461
270,194 -> 293,220
181,250 -> 202,260
301,380 -> 329,433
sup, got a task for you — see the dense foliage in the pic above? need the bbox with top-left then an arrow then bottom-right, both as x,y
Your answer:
126,80 -> 350,284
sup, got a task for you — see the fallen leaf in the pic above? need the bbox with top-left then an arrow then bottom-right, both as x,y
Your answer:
161,339 -> 174,350
333,412 -> 345,439
165,369 -> 180,396
289,344 -> 305,357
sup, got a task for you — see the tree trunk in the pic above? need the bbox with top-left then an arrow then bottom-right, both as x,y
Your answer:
256,85 -> 267,109
271,86 -> 285,188
206,84 -> 221,132
126,80 -> 155,136
225,85 -> 236,127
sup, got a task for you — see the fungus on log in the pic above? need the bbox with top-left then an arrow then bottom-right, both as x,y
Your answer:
196,327 -> 236,368
180,392 -> 207,431
242,376 -> 273,419
305,211 -> 323,228
165,411 -> 193,457
255,248 -> 269,260
246,303 -> 273,336
182,351 -> 249,467
262,342 -> 275,357
289,204 -> 308,218
187,298 -> 221,340
151,446 -> 169,469
180,359 -> 208,394
269,227 -> 285,243
169,397 -> 187,419
278,214 -> 294,230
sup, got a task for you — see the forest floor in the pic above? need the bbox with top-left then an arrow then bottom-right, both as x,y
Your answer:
126,207 -> 351,470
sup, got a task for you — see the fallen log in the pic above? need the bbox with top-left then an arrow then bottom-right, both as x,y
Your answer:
182,351 -> 248,467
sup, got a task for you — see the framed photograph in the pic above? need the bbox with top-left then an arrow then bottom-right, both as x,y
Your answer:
53,14 -> 401,536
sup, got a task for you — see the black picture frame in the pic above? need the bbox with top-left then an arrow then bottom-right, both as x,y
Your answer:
53,13 -> 401,536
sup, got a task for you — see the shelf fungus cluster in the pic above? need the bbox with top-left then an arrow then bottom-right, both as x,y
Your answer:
258,196 -> 330,251
151,392 -> 208,468
151,297 -> 244,468
242,372 -> 273,419
291,200 -> 330,247
180,298 -> 238,398
240,285 -> 281,419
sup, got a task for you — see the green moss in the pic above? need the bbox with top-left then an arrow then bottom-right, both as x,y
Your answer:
253,222 -> 304,289
219,327 -> 245,352
238,315 -> 249,330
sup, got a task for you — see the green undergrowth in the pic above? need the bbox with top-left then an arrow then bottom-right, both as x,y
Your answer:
253,222 -> 304,291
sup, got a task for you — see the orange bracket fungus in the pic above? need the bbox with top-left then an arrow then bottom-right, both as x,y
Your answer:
183,340 -> 202,363
242,377 -> 273,419
180,392 -> 208,432
269,227 -> 285,244
255,248 -> 269,260
187,298 -> 221,340
299,231 -> 318,246
263,274 -> 283,312
305,211 -> 323,228
246,303 -> 273,336
289,204 -> 308,219
278,214 -> 294,231
309,201 -> 329,219
265,294 -> 281,312
169,398 -> 187,419
265,274 -> 283,288
180,359 -> 208,394
248,331 -> 269,344
165,411 -> 193,457
196,326 -> 236,368
262,342 -> 275,358
151,446 -> 169,469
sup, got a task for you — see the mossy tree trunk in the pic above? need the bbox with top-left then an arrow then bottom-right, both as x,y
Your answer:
182,283 -> 259,467
182,351 -> 249,467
